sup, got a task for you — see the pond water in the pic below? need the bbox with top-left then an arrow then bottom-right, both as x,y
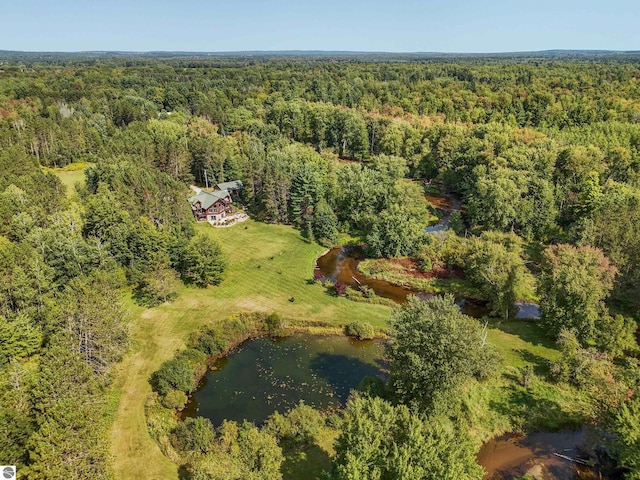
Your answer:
183,334 -> 386,426
477,430 -> 600,480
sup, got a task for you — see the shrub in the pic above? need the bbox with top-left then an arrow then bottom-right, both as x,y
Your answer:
151,358 -> 196,396
176,348 -> 207,364
162,390 -> 188,410
265,312 -> 288,337
360,285 -> 376,298
357,376 -> 387,398
189,327 -> 227,356
449,211 -> 465,234
346,321 -> 375,340
170,417 -> 216,454
418,256 -> 432,273
187,314 -> 265,356
313,269 -> 323,282
334,281 -> 347,296
265,402 -> 325,448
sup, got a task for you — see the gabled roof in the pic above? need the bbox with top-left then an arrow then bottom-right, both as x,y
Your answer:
188,189 -> 230,210
215,180 -> 243,191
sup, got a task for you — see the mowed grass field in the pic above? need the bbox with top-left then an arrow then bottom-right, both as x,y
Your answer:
109,220 -> 391,480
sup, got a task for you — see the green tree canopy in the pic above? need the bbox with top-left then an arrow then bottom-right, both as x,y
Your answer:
180,233 -> 226,287
538,244 -> 617,344
387,295 -> 499,413
465,231 -> 535,320
332,396 -> 483,480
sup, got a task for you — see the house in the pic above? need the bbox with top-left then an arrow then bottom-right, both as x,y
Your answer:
188,189 -> 233,223
214,180 -> 243,197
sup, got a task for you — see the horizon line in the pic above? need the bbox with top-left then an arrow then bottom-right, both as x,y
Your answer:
1,48 -> 640,56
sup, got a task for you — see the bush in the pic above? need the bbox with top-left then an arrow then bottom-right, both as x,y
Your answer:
151,358 -> 194,396
346,321 -> 375,340
449,211 -> 465,234
176,348 -> 207,365
265,402 -> 325,448
360,285 -> 376,298
189,327 -> 227,356
151,357 -> 199,396
334,281 -> 347,296
187,314 -> 265,356
162,390 -> 188,410
265,312 -> 288,337
345,287 -> 396,306
170,417 -> 216,454
418,256 -> 432,273
357,376 -> 387,398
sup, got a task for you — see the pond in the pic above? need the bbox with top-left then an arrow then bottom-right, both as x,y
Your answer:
183,334 -> 386,426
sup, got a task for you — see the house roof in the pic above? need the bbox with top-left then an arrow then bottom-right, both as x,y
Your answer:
215,180 -> 243,191
188,189 -> 230,210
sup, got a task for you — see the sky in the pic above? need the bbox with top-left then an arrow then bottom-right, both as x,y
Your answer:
1,0 -> 639,53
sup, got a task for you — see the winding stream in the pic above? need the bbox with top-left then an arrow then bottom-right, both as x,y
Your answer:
424,191 -> 462,232
315,244 -> 492,317
314,189 -> 540,319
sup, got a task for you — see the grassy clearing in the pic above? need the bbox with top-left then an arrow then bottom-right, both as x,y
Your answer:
281,427 -> 338,480
467,320 -> 588,440
109,220 -> 390,480
48,163 -> 89,197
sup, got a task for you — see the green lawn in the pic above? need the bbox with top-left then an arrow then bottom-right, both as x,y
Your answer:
109,220 -> 390,480
487,320 -> 560,369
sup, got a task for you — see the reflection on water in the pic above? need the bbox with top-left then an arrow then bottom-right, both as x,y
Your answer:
315,245 -> 421,304
516,302 -> 541,319
424,191 -> 462,232
183,334 -> 386,426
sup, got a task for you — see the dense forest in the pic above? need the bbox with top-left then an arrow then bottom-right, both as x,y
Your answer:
1,53 -> 640,479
